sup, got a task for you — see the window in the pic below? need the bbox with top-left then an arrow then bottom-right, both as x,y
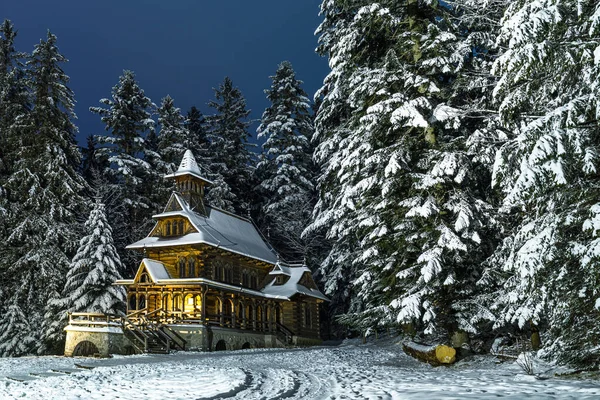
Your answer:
178,220 -> 185,235
251,274 -> 258,289
179,258 -> 186,278
166,221 -> 171,236
187,258 -> 196,277
242,270 -> 249,287
224,267 -> 233,283
275,275 -> 285,285
303,304 -> 312,328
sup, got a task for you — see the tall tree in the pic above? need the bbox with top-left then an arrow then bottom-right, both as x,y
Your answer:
185,106 -> 210,164
0,20 -> 29,301
207,77 -> 254,213
311,0 -> 498,339
478,0 -> 600,368
90,70 -> 155,264
257,61 -> 316,260
46,202 -> 126,341
1,31 -> 88,355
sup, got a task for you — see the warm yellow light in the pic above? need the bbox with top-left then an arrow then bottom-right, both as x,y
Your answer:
187,297 -> 194,306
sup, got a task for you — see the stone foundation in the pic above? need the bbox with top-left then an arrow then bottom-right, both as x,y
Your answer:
64,324 -> 130,357
65,323 -> 321,356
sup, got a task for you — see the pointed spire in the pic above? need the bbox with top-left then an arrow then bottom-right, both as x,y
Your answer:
164,149 -> 213,184
178,149 -> 202,176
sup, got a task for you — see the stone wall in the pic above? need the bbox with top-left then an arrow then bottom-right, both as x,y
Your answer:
166,325 -> 283,351
65,323 -> 322,356
64,325 -> 129,357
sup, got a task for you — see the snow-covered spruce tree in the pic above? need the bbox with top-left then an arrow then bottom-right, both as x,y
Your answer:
478,0 -> 600,368
46,202 -> 126,341
157,95 -> 188,170
0,302 -> 35,357
311,0 -> 497,339
2,31 -> 88,355
207,77 -> 255,213
257,61 -> 316,260
0,19 -> 25,178
91,70 -> 155,265
185,106 -> 210,163
0,19 -> 28,271
147,95 -> 188,207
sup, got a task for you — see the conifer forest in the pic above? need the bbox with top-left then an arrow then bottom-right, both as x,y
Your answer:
2,0 -> 600,372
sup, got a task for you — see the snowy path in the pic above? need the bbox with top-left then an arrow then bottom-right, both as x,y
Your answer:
1,342 -> 599,399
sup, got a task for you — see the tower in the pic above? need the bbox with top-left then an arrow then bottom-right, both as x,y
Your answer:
164,150 -> 212,213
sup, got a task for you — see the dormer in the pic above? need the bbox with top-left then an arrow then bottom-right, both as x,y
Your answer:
269,262 -> 292,286
165,150 -> 213,214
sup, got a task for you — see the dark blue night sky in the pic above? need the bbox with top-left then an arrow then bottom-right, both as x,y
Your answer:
2,0 -> 328,145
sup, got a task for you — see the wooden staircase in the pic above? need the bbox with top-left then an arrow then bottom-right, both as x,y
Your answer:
275,322 -> 294,346
120,309 -> 187,354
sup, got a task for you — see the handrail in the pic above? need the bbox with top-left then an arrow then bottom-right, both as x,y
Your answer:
145,308 -> 164,319
126,307 -> 149,320
276,322 -> 294,337
158,325 -> 187,351
120,311 -> 151,351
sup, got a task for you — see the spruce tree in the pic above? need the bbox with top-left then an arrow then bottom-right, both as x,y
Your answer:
257,61 -> 315,260
46,202 -> 126,340
478,0 -> 600,368
91,70 -> 155,265
207,77 -> 254,213
157,95 -> 187,170
311,0 -> 497,339
1,31 -> 88,355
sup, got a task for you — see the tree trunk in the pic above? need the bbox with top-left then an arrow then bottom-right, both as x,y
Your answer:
402,341 -> 456,366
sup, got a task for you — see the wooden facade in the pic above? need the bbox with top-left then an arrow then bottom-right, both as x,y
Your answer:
115,150 -> 327,348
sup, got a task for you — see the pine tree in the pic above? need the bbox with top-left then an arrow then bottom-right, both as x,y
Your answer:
91,70 -> 155,265
149,95 -> 187,206
1,31 -> 88,355
185,106 -> 209,157
0,20 -> 28,304
157,95 -> 188,170
46,202 -> 126,340
478,0 -> 600,368
185,106 -> 213,178
311,0 -> 497,339
257,61 -> 315,260
207,77 -> 255,213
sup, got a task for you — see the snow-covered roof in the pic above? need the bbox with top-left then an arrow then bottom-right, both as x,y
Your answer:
127,193 -> 278,265
140,258 -> 171,281
119,258 -> 328,302
262,263 -> 329,302
164,149 -> 213,184
268,262 -> 292,276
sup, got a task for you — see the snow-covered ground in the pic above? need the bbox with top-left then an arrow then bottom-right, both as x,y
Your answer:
1,340 -> 599,399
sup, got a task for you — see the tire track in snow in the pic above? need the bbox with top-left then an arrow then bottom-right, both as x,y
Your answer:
200,368 -> 253,400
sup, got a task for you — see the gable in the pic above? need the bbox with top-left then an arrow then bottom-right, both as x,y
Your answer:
164,194 -> 184,212
298,271 -> 318,290
133,259 -> 171,283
